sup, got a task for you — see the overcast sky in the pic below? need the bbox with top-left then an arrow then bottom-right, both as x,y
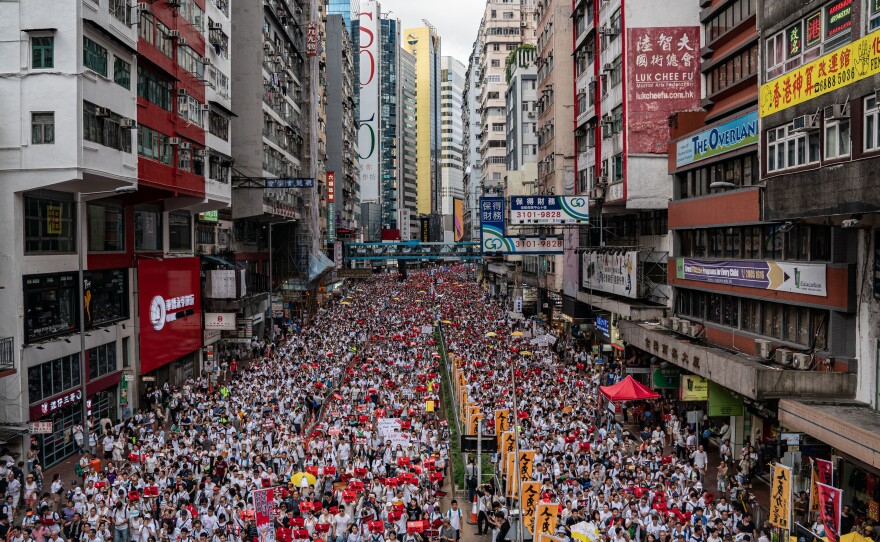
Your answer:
378,0 -> 483,65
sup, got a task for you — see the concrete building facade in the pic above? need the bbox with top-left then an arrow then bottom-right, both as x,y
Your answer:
440,56 -> 467,241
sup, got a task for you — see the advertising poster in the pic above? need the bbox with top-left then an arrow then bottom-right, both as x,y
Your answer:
680,375 -> 708,401
708,381 -> 743,416
676,259 -> 827,296
627,26 -> 701,153
480,197 -> 564,255
358,1 -> 380,201
817,482 -> 842,542
759,26 -> 879,117
582,251 -> 638,298
770,464 -> 792,529
676,111 -> 758,168
454,199 -> 465,241
138,257 -> 202,374
253,488 -> 275,542
509,195 -> 590,224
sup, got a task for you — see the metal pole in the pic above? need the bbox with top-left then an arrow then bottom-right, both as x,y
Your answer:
268,223 -> 274,342
477,417 -> 482,484
76,192 -> 88,426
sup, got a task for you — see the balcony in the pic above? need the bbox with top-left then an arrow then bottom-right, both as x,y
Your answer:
0,337 -> 14,376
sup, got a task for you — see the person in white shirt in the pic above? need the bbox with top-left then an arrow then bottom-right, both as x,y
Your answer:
445,501 -> 462,541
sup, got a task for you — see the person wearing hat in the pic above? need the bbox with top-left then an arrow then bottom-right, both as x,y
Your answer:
438,517 -> 456,542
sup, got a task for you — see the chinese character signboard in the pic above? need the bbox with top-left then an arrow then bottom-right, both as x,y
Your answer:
533,503 -> 559,537
306,21 -> 319,56
627,26 -> 701,154
770,464 -> 792,529
253,488 -> 276,542
265,178 -> 315,189
480,197 -> 564,255
760,27 -> 880,117
509,196 -> 590,225
582,251 -> 638,298
805,11 -> 823,48
47,204 -> 62,234
521,482 -> 541,526
676,111 -> 758,167
675,258 -> 827,296
358,1 -> 380,201
817,482 -> 842,542
198,210 -> 218,222
29,421 -> 53,434
825,0 -> 853,40
327,172 -> 336,244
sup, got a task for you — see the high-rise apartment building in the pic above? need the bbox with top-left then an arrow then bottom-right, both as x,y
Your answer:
404,25 -> 442,219
441,56 -> 467,241
380,18 -> 402,235
462,26 -> 485,242
400,48 -> 419,241
325,14 -> 359,242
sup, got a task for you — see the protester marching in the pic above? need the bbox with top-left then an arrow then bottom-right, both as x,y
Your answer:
0,266 -> 869,542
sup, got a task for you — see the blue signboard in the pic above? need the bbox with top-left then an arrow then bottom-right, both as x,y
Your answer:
509,195 -> 590,224
480,197 -> 564,255
266,177 -> 315,189
675,111 -> 758,168
595,315 -> 611,341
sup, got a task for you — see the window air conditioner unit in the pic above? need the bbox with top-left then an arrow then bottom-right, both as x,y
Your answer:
168,30 -> 181,39
178,37 -> 188,47
169,137 -> 181,145
120,118 -> 136,129
670,318 -> 682,332
179,141 -> 192,150
195,149 -> 208,157
792,352 -> 812,370
824,103 -> 849,120
590,186 -> 605,200
791,114 -> 817,132
178,88 -> 189,97
201,56 -> 211,65
679,320 -> 691,336
167,0 -> 181,6
875,89 -> 880,104
94,106 -> 110,117
754,338 -> 772,359
774,348 -> 793,366
209,22 -> 223,30
603,62 -> 613,72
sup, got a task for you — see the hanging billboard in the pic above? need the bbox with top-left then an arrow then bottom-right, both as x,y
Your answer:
357,0 -> 380,202
454,199 -> 465,241
675,258 -> 827,296
480,197 -> 564,255
582,251 -> 639,298
509,196 -> 590,225
627,26 -> 701,154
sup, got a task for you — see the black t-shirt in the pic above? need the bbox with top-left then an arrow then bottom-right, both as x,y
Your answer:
497,520 -> 511,541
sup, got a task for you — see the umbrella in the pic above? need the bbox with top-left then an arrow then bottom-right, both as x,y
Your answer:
290,472 -> 317,487
485,332 -> 497,337
340,301 -> 351,305
418,290 -> 427,293
442,320 -> 453,325
520,351 -> 533,356
511,331 -> 524,337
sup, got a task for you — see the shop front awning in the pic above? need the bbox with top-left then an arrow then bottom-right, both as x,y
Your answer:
309,251 -> 336,283
779,399 -> 880,470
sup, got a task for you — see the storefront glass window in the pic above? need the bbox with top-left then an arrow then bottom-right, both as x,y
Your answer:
84,269 -> 128,329
87,203 -> 125,252
39,403 -> 83,467
88,341 -> 117,381
24,273 -> 78,343
27,354 -> 81,404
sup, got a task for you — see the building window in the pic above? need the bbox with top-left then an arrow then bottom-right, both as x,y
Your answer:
766,1 -> 852,81
24,273 -> 78,343
156,21 -> 174,57
766,123 -> 820,172
178,45 -> 205,79
88,342 -> 117,381
87,203 -> 124,252
32,36 -> 54,69
872,0 -> 880,31
31,112 -> 55,144
706,0 -> 756,43
824,119 -> 850,159
139,11 -> 155,45
707,44 -> 758,95
613,153 -> 623,182
134,207 -> 162,251
137,65 -> 173,111
113,57 -> 131,89
136,124 -> 172,165
24,194 -> 75,253
864,96 -> 880,152
83,269 -> 128,329
83,103 -> 131,153
208,111 -> 229,140
83,36 -> 108,76
609,55 -> 622,88
27,354 -> 82,404
109,0 -> 130,24
179,0 -> 205,31
169,212 -> 192,252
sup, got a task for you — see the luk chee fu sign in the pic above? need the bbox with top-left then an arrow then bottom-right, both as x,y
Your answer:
627,26 -> 701,154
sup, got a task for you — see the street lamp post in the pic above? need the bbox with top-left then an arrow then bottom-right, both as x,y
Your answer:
76,185 -> 137,426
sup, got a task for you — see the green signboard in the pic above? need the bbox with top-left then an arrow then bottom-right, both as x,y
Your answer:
708,381 -> 744,416
652,367 -> 681,389
199,210 -> 219,222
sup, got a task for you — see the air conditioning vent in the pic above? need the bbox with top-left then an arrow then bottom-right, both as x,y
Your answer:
824,103 -> 849,120
774,348 -> 793,366
120,118 -> 136,129
168,30 -> 181,39
178,88 -> 189,97
94,107 -> 110,117
791,114 -> 817,132
679,320 -> 691,336
603,62 -> 613,72
792,352 -> 812,370
671,318 -> 682,333
179,141 -> 192,150
178,37 -> 188,47
169,137 -> 181,145
660,317 -> 672,329
195,149 -> 208,157
166,0 -> 181,6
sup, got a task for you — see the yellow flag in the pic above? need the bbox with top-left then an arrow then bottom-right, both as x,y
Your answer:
518,450 -> 535,483
520,481 -> 541,523
769,464 -> 792,530
534,503 -> 559,536
506,452 -> 519,498
426,400 -> 435,412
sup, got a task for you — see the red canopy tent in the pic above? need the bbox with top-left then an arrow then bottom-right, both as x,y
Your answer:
599,375 -> 661,402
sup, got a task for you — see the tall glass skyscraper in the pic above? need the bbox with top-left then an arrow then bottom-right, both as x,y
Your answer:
379,18 -> 400,230
326,0 -> 360,33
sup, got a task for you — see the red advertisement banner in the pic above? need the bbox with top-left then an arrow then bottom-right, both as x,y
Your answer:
253,488 -> 276,542
817,482 -> 841,542
137,257 -> 202,374
626,26 -> 701,154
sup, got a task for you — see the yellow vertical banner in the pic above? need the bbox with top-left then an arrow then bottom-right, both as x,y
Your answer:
520,482 -> 541,527
505,452 -> 518,497
810,464 -> 819,514
518,450 -> 535,483
769,463 -> 792,530
500,431 -> 516,462
533,503 -> 559,537
495,409 -> 510,435
467,407 -> 482,435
